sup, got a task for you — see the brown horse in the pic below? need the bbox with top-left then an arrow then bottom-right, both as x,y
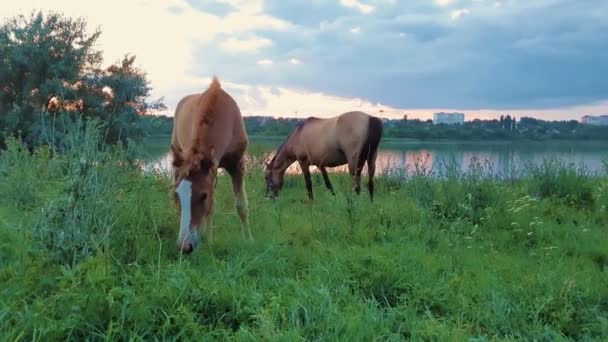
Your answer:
264,111 -> 383,201
171,76 -> 253,254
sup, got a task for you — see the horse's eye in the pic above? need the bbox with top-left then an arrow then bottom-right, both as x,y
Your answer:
200,192 -> 208,201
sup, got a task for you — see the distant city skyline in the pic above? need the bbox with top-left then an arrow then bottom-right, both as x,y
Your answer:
230,108 -> 607,122
4,0 -> 607,121
149,97 -> 608,122
209,103 -> 607,122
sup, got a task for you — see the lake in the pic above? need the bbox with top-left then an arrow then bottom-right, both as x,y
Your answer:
144,138 -> 608,178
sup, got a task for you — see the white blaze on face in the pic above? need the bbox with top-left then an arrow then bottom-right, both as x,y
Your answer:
176,179 -> 198,246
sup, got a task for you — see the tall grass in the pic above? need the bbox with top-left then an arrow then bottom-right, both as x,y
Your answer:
0,122 -> 607,340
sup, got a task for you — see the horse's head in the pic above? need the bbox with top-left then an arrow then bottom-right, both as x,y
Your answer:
264,157 -> 284,198
172,145 -> 217,254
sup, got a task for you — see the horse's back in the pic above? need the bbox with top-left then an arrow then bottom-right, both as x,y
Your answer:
172,87 -> 247,157
335,111 -> 371,153
294,111 -> 371,166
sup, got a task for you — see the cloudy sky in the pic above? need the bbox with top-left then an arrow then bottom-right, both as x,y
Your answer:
3,0 -> 608,120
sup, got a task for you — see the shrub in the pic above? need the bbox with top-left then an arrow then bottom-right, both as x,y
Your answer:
526,159 -> 595,209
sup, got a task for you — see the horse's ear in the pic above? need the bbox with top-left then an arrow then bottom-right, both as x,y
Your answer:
171,145 -> 183,167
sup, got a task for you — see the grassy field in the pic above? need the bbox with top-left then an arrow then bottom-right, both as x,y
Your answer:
1,125 -> 607,341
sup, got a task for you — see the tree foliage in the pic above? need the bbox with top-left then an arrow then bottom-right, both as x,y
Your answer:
0,11 -> 163,149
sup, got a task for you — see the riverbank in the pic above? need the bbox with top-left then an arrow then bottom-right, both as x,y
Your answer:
2,131 -> 607,340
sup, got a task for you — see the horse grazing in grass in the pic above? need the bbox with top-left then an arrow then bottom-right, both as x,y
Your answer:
171,76 -> 253,254
264,111 -> 383,201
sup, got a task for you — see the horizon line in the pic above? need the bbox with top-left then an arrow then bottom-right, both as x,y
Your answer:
145,111 -> 602,123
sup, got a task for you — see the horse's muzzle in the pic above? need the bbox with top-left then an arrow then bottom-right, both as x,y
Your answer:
265,190 -> 277,199
265,185 -> 278,199
177,228 -> 201,254
178,242 -> 194,254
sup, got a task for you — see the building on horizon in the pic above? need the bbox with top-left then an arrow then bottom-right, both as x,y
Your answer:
433,112 -> 465,125
581,115 -> 608,126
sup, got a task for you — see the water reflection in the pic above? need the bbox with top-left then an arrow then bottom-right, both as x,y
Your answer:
143,141 -> 608,178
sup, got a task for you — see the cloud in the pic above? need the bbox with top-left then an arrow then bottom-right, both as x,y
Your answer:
219,36 -> 273,52
189,0 -> 608,113
185,0 -> 236,16
3,0 -> 608,121
340,0 -> 375,14
450,8 -> 470,20
257,59 -> 274,65
200,78 -> 608,122
229,84 -> 405,118
262,0 -> 364,27
435,0 -> 455,7
1,0 -> 292,105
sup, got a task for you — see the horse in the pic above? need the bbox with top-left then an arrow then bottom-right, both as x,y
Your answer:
264,111 -> 383,201
170,76 -> 253,254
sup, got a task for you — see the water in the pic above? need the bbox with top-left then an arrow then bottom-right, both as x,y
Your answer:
144,139 -> 608,178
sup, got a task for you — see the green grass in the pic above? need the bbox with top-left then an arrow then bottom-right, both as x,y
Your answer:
1,124 -> 607,341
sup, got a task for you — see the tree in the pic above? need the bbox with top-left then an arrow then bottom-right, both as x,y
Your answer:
85,54 -> 153,143
0,11 -> 163,149
0,11 -> 100,147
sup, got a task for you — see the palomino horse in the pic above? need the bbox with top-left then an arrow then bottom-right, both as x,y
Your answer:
171,76 -> 253,254
264,111 -> 383,201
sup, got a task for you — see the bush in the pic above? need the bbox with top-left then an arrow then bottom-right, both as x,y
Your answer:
0,119 -> 173,266
526,159 -> 595,209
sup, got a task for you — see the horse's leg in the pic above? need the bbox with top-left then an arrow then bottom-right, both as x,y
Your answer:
347,157 -> 362,195
299,160 -> 314,200
320,167 -> 335,196
226,158 -> 253,241
367,153 -> 377,201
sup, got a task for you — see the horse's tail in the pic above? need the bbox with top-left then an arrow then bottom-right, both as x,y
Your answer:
198,76 -> 222,126
357,115 -> 383,170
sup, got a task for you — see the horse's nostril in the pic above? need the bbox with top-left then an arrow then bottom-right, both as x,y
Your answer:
178,242 -> 194,254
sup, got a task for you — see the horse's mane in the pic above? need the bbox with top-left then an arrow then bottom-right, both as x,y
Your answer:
185,76 -> 222,173
270,134 -> 292,165
270,124 -> 299,166
270,117 -> 318,166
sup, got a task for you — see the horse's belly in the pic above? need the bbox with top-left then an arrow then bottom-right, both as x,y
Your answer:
316,150 -> 347,167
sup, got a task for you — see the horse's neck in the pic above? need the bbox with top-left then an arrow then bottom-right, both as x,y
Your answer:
276,151 -> 294,173
276,135 -> 297,172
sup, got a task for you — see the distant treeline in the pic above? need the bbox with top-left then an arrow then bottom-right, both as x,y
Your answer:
145,115 -> 608,141
248,115 -> 608,141
379,116 -> 608,141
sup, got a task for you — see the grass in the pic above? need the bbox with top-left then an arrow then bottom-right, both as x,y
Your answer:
1,123 -> 607,341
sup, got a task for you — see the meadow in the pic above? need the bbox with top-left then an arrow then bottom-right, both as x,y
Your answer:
1,123 -> 607,341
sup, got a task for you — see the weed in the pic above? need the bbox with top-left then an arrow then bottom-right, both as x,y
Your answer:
0,123 -> 607,340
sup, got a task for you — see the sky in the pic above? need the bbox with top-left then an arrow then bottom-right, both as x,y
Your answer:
3,0 -> 608,121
